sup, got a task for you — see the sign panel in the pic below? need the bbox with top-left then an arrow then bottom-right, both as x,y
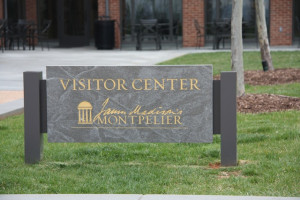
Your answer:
46,65 -> 213,143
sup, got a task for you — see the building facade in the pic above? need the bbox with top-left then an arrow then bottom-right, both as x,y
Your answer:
0,0 -> 299,48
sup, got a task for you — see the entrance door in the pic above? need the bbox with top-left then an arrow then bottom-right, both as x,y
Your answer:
57,0 -> 90,47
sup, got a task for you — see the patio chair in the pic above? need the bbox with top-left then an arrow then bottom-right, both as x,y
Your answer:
159,20 -> 180,49
7,19 -> 34,50
32,20 -> 52,50
137,19 -> 161,50
0,19 -> 7,52
194,19 -> 205,49
212,19 -> 231,49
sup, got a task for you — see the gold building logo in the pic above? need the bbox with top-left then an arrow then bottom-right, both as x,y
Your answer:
77,101 -> 93,124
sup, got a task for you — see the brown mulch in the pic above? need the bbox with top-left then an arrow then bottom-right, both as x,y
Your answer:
214,68 -> 300,85
214,68 -> 300,113
237,94 -> 300,113
244,68 -> 300,85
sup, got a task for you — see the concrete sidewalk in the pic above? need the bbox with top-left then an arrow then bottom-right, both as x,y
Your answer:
0,194 -> 299,200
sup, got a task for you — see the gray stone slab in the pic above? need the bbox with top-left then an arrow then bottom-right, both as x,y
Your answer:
46,65 -> 213,143
0,194 -> 143,200
0,99 -> 24,120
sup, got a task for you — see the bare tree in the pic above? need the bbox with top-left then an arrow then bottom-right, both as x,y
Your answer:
255,0 -> 274,71
231,0 -> 245,97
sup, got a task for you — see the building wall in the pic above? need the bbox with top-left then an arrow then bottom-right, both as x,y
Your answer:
98,0 -> 121,48
270,0 -> 293,46
182,0 -> 205,47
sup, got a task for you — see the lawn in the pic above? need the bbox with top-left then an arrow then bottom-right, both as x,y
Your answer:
0,51 -> 299,196
159,51 -> 300,75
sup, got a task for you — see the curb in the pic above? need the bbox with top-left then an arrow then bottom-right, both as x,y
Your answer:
0,99 -> 24,120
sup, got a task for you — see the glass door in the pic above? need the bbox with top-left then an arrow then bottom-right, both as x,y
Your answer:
57,0 -> 90,47
120,0 -> 182,46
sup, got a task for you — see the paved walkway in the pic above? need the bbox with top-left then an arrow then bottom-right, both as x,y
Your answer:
0,194 -> 299,200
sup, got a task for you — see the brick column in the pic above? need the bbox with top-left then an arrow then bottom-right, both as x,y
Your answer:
98,0 -> 121,48
182,0 -> 205,47
98,0 -> 106,16
26,0 -> 37,23
270,0 -> 293,46
0,0 -> 3,19
25,0 -> 38,45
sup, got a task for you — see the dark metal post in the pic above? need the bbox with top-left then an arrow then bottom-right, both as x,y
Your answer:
213,80 -> 221,134
220,72 -> 237,166
24,72 -> 43,164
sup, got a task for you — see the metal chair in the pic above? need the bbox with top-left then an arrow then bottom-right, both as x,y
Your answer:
137,19 -> 161,50
212,19 -> 231,49
194,19 -> 205,49
0,19 -> 7,52
159,20 -> 180,49
7,19 -> 34,50
33,20 -> 52,50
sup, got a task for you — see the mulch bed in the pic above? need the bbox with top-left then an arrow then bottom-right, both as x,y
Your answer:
214,68 -> 300,113
237,94 -> 300,113
244,68 -> 300,85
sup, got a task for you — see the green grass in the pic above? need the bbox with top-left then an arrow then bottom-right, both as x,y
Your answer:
0,111 -> 299,195
1,51 -> 299,195
246,83 -> 300,97
159,51 -> 300,75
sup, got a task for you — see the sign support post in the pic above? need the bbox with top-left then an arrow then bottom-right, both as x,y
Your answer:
220,72 -> 237,166
24,72 -> 43,164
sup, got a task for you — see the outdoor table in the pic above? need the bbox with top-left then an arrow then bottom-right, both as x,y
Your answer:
135,21 -> 169,50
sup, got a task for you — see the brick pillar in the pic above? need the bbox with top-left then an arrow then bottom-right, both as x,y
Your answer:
270,0 -> 293,46
0,0 -> 3,19
26,0 -> 37,23
182,0 -> 205,47
25,0 -> 38,45
98,0 -> 121,48
98,0 -> 106,16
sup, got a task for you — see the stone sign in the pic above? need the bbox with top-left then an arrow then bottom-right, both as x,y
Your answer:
46,65 -> 213,143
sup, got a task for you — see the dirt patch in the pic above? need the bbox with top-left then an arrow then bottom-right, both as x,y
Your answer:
208,162 -> 221,169
238,94 -> 300,113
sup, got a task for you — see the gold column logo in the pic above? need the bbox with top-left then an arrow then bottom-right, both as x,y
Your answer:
77,101 -> 93,124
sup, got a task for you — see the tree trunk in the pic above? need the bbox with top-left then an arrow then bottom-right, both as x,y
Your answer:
231,0 -> 245,97
255,0 -> 274,71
